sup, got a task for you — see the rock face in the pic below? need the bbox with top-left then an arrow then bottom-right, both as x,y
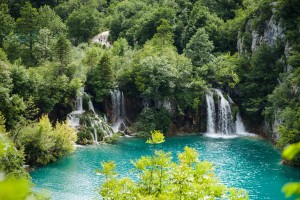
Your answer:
237,5 -> 291,141
91,31 -> 111,47
238,15 -> 285,55
252,15 -> 284,52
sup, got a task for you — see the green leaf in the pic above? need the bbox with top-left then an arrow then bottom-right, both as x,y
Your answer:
283,142 -> 300,160
146,130 -> 165,144
282,182 -> 300,198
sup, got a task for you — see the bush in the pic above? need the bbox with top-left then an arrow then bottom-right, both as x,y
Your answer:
14,115 -> 77,166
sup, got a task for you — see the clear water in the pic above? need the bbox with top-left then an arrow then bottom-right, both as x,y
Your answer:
30,135 -> 300,200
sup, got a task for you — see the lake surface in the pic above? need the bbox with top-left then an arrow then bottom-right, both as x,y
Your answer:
31,135 -> 300,200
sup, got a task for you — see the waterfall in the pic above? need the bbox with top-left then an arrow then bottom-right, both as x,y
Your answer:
205,89 -> 250,136
88,100 -> 96,115
68,89 -> 85,129
205,92 -> 216,133
215,89 -> 235,134
235,112 -> 250,135
110,89 -> 126,132
88,100 -> 114,140
68,88 -> 115,144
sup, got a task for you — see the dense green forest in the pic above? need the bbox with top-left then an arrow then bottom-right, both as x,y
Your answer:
0,0 -> 300,199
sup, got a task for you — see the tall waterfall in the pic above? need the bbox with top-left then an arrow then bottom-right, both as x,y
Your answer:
205,89 -> 249,135
215,89 -> 235,134
110,89 -> 126,132
206,91 -> 216,133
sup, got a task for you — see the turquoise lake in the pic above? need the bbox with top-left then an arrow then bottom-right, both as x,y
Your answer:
31,135 -> 300,200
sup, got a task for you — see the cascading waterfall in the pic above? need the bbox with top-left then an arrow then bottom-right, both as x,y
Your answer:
215,89 -> 235,134
68,88 -> 115,143
205,89 -> 249,136
110,89 -> 126,132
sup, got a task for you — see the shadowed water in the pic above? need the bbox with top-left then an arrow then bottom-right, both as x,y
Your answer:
31,135 -> 300,200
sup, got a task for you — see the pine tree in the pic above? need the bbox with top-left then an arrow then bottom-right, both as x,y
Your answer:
86,53 -> 114,103
16,2 -> 39,66
54,35 -> 71,72
0,4 -> 15,47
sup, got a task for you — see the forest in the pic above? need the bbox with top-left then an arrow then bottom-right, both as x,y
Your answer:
0,0 -> 300,199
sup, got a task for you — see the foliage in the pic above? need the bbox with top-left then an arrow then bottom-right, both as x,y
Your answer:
282,142 -> 300,199
265,51 -> 300,164
13,115 -> 77,166
199,0 -> 242,21
276,0 -> 300,45
16,2 -> 39,66
0,176 -> 31,200
0,4 -> 15,47
184,28 -> 214,67
105,132 -> 122,144
23,61 -> 83,113
86,53 -> 114,103
181,2 -> 223,53
82,45 -> 104,68
66,6 -> 102,45
201,53 -> 240,88
0,133 -> 26,177
54,34 -> 72,70
0,174 -> 50,200
283,142 -> 300,161
146,130 -> 165,145
98,141 -> 249,199
0,112 -> 5,133
107,0 -> 175,46
0,121 -> 50,199
235,43 -> 284,123
37,5 -> 67,35
0,55 -> 28,129
135,108 -> 171,135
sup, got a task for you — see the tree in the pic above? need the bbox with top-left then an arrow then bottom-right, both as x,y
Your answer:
184,28 -> 214,67
66,6 -> 101,45
135,56 -> 178,99
97,131 -> 249,199
33,28 -> 56,64
86,54 -> 114,103
16,2 -> 39,66
0,4 -> 15,47
201,53 -> 240,88
181,3 -> 223,52
54,35 -> 72,71
0,55 -> 27,129
38,5 -> 67,35
150,19 -> 174,46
